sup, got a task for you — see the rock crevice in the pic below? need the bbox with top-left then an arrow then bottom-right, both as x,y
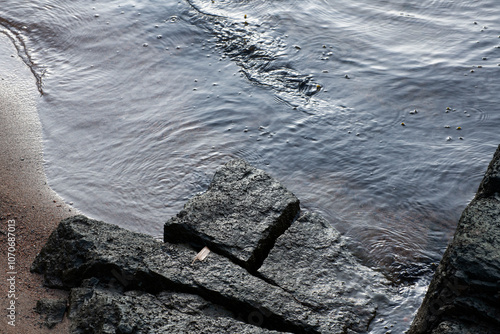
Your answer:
32,159 -> 394,333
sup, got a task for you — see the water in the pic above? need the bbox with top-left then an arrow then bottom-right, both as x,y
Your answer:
1,0 -> 499,332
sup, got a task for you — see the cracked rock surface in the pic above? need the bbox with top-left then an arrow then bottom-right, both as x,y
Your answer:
164,159 -> 300,272
32,159 -> 396,333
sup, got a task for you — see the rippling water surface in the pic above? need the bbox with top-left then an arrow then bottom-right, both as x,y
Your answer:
1,0 -> 499,331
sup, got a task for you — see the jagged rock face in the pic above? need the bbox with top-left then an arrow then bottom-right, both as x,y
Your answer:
32,159 -> 395,333
164,159 -> 300,272
408,145 -> 500,334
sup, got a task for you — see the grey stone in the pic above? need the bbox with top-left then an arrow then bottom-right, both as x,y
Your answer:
31,215 -> 316,332
164,159 -> 300,272
259,212 -> 392,333
408,145 -> 500,334
35,298 -> 67,329
32,160 -> 399,333
69,281 -> 285,334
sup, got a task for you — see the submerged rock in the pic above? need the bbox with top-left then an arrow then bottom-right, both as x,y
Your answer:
32,159 -> 395,333
408,145 -> 500,334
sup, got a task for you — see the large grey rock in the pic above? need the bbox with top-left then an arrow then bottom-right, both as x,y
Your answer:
164,159 -> 300,272
32,160 -> 397,333
408,145 -> 500,334
259,212 -> 392,333
31,215 -> 318,332
68,279 -> 285,334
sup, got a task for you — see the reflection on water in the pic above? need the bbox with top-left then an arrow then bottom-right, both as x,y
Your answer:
1,0 -> 499,331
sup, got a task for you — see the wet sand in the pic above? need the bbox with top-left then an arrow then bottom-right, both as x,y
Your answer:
0,35 -> 74,333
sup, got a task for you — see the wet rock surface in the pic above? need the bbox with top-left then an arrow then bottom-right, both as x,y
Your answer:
164,159 -> 300,272
259,212 -> 391,333
408,145 -> 500,334
32,159 -> 395,333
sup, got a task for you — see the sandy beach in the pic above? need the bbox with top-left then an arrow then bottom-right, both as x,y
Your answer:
0,34 -> 74,333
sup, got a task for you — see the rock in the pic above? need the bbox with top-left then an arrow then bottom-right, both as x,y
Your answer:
35,298 -> 67,329
32,160 -> 395,333
164,159 -> 300,272
69,279 -> 284,334
408,145 -> 500,334
259,212 -> 392,333
32,215 -> 316,332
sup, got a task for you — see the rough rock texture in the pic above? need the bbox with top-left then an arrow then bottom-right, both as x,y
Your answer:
408,145 -> 500,334
32,159 -> 396,333
31,216 -> 312,332
68,279 -> 284,334
34,298 -> 67,329
164,159 -> 300,272
259,212 -> 390,333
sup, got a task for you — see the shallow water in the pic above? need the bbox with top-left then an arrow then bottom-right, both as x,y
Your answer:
1,0 -> 499,331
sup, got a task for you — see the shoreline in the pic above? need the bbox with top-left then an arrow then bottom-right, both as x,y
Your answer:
0,35 -> 74,333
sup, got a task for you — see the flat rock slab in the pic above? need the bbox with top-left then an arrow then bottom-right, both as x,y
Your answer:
69,281 -> 285,334
32,216 -> 318,332
259,212 -> 392,333
164,159 -> 300,271
31,160 -> 399,333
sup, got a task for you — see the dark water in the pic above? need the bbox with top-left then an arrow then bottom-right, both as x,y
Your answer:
1,0 -> 499,331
